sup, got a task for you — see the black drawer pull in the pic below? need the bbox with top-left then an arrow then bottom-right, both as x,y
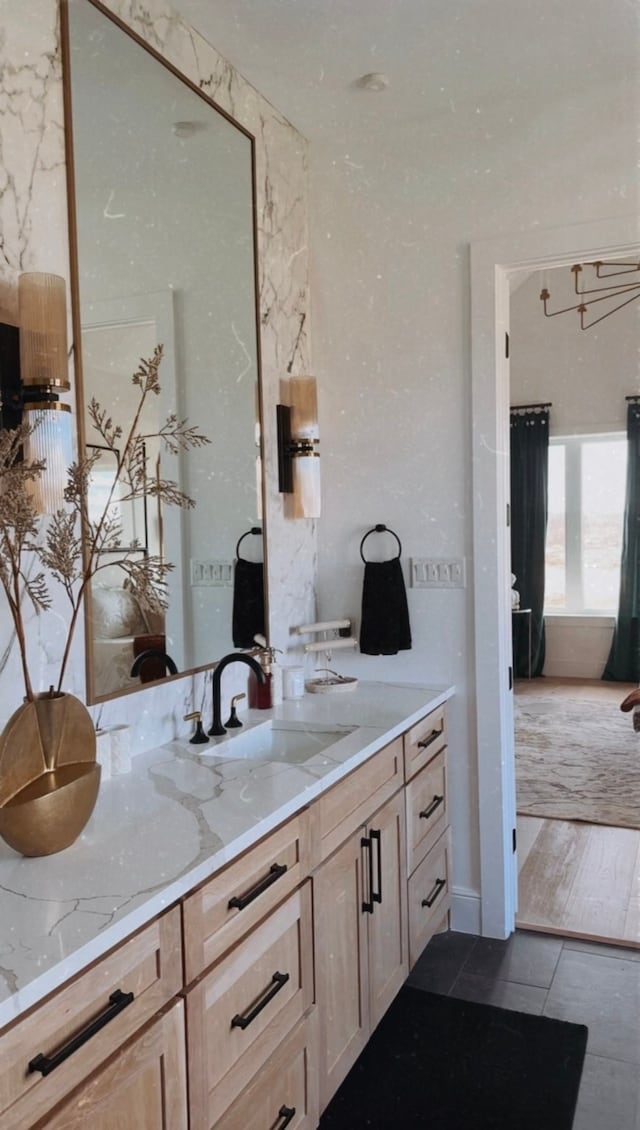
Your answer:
361,835 -> 374,913
417,727 -> 442,750
28,989 -> 134,1077
370,828 -> 382,905
422,878 -> 446,909
231,971 -> 290,1030
276,1105 -> 297,1128
228,862 -> 288,911
419,794 -> 444,821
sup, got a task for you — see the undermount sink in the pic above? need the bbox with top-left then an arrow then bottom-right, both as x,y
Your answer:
204,719 -> 355,764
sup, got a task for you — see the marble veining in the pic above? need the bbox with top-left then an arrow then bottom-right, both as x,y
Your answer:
0,682 -> 453,1028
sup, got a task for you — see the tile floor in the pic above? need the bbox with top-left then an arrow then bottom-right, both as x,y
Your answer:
407,928 -> 640,1130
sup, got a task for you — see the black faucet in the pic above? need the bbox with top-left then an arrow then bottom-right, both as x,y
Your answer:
209,652 -> 266,736
130,649 -> 178,679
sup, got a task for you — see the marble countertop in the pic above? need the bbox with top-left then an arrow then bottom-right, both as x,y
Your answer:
0,680 -> 453,1030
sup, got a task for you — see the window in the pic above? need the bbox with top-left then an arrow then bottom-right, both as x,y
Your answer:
545,434 -> 626,614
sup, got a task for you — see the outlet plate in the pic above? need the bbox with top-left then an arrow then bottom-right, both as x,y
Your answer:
191,560 -> 234,587
411,557 -> 466,588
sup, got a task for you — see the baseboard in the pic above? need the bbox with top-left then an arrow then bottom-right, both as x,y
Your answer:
450,885 -> 482,935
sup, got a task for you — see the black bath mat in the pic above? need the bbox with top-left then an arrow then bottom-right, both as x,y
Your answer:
319,988 -> 588,1130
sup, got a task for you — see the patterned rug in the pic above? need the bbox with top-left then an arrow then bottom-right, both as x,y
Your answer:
515,697 -> 640,830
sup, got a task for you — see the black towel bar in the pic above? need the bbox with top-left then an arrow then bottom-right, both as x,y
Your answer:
235,527 -> 263,560
360,523 -> 402,563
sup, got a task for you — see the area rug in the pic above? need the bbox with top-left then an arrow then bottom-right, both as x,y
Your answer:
319,987 -> 587,1130
514,697 -> 640,829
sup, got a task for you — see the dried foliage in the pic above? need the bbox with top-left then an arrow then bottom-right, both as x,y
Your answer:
0,345 -> 210,699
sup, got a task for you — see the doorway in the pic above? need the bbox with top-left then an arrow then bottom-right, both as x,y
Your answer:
470,216 -> 640,941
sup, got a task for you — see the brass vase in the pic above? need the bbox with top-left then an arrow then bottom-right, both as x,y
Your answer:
0,692 -> 100,857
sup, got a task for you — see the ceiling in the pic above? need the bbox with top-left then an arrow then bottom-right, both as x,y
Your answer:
168,0 -> 638,149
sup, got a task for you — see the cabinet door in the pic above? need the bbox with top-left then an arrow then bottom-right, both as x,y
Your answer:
314,830 -> 369,1110
366,789 -> 408,1031
38,1001 -> 187,1130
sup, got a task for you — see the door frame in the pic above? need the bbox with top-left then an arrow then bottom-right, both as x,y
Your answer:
470,216 -> 640,939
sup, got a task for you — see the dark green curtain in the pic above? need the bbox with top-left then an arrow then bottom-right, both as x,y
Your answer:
510,408 -> 549,677
602,400 -> 640,681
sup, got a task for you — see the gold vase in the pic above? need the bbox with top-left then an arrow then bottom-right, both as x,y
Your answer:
0,692 -> 100,857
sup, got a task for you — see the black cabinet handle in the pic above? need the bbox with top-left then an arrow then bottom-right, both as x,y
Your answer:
28,989 -> 134,1077
228,862 -> 287,911
276,1105 -> 297,1128
361,835 -> 374,913
231,971 -> 290,1030
417,728 -> 442,750
422,878 -> 446,909
419,794 -> 444,821
370,828 -> 382,905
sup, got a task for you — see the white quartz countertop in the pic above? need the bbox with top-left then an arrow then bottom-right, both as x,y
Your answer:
0,681 -> 453,1029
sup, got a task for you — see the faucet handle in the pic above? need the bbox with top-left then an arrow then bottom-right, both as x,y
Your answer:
183,710 -> 209,745
226,693 -> 246,729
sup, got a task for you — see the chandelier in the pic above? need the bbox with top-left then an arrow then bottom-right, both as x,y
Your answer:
540,260 -> 640,330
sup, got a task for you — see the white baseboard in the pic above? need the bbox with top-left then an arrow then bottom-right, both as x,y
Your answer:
450,886 -> 482,935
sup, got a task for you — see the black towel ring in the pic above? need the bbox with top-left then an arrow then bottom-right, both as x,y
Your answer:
235,527 -> 263,561
360,523 -> 402,563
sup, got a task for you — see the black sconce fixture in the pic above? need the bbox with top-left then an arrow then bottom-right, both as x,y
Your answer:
277,377 -> 321,518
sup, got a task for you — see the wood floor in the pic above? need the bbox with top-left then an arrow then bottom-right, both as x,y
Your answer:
515,677 -> 640,949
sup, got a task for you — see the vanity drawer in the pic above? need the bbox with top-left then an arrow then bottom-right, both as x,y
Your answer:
183,811 -> 310,983
407,828 -> 452,969
186,882 -> 314,1129
0,907 -> 182,1130
404,703 -> 447,781
214,1012 -> 319,1130
405,748 -> 448,875
312,738 -> 404,862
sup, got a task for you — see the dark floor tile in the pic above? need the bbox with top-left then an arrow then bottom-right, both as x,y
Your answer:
564,938 -> 640,964
573,1054 -> 640,1130
544,949 -> 640,1064
449,971 -> 547,1014
463,928 -> 563,988
407,929 -> 478,995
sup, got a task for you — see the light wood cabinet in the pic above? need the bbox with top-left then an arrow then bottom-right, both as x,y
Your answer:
183,811 -> 310,982
406,747 -> 448,875
407,827 -> 452,967
314,789 -> 407,1109
404,702 -> 447,781
187,882 -> 314,1129
34,1001 -> 188,1130
0,908 -> 183,1130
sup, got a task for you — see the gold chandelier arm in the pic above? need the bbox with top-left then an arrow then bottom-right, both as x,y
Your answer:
579,287 -> 640,330
592,260 -> 640,279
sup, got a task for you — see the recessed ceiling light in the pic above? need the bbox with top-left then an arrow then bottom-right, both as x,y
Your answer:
356,72 -> 390,92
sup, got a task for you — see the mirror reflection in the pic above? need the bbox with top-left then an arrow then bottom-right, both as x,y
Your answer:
64,0 -> 265,701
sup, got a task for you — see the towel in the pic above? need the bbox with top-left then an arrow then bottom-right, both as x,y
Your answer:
359,558 -> 412,656
232,558 -> 265,648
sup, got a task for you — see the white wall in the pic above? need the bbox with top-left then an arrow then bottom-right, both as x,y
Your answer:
311,37 -> 638,924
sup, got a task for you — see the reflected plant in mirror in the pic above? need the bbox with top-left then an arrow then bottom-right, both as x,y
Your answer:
0,347 -> 208,700
63,0 -> 266,702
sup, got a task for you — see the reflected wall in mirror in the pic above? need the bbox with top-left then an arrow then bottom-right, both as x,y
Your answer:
63,0 -> 266,701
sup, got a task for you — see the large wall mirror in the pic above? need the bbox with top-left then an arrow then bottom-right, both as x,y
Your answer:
62,0 -> 266,702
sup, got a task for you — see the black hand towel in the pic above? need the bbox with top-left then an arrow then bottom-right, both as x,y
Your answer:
359,558 -> 412,655
232,558 -> 265,648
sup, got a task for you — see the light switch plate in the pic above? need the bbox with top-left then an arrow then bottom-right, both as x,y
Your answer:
190,560 -> 234,587
411,557 -> 466,588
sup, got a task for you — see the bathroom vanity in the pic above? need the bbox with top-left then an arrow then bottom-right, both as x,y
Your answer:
0,682 -> 453,1128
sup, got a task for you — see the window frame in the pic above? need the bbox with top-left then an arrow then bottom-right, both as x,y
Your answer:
545,430 -> 626,617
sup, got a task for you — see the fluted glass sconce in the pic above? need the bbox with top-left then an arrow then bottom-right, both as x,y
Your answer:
0,272 -> 72,512
277,377 -> 321,518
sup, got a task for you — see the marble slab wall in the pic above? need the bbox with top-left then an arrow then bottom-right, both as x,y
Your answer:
0,0 -> 317,749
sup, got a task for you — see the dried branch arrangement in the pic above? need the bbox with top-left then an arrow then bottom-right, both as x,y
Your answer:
0,345 -> 210,701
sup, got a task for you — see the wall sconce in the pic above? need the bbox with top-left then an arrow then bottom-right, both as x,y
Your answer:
0,272 -> 72,512
277,376 -> 321,518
